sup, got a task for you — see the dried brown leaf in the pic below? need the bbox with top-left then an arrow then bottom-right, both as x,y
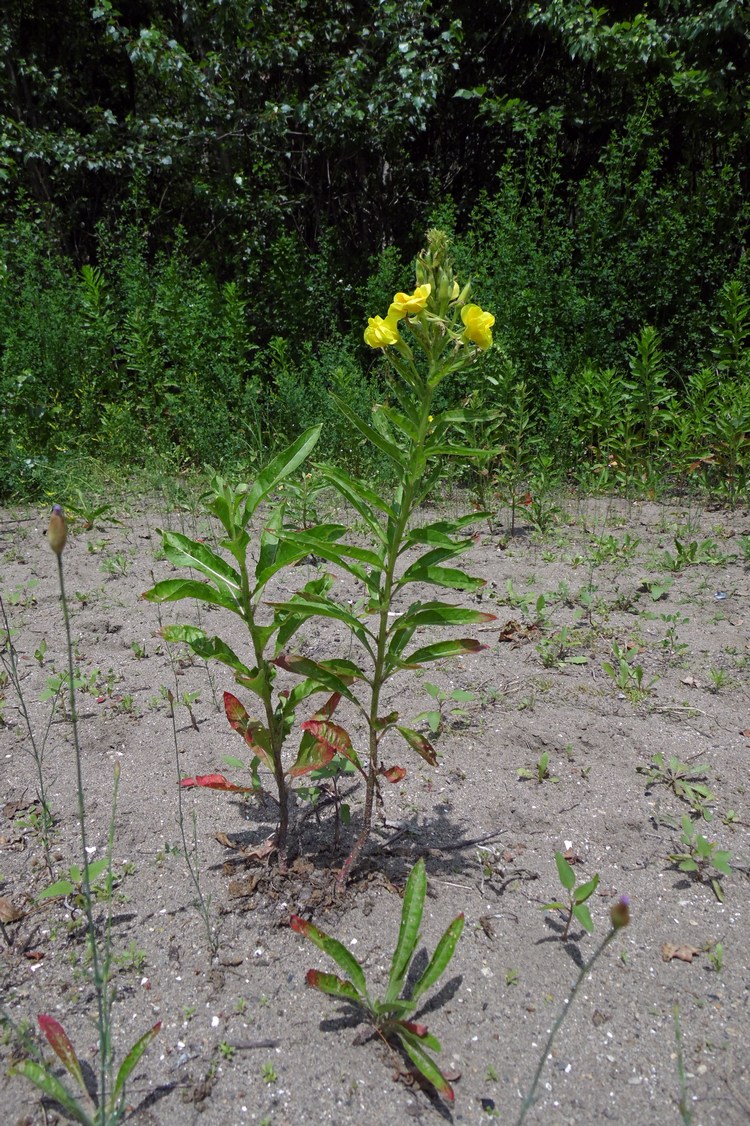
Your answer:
661,942 -> 701,963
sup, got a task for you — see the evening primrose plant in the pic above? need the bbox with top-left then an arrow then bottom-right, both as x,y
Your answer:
271,230 -> 497,881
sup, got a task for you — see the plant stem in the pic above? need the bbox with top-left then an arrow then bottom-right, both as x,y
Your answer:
516,926 -> 618,1125
56,552 -> 108,1120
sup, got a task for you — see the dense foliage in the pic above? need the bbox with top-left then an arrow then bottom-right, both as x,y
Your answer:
1,1 -> 749,499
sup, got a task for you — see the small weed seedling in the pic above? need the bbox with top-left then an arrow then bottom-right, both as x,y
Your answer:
543,852 -> 599,940
414,681 -> 476,735
37,858 -> 112,906
602,641 -> 658,701
637,753 -> 714,819
659,537 -> 723,572
517,750 -> 558,784
291,857 -> 463,1101
63,489 -> 119,531
668,815 -> 732,901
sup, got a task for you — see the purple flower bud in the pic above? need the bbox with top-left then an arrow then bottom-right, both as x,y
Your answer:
48,505 -> 68,557
610,895 -> 630,930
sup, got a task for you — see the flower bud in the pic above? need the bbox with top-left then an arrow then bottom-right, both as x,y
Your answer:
47,505 -> 68,557
610,895 -> 630,929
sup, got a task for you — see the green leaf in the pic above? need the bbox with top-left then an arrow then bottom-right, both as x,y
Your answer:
391,602 -> 495,629
37,879 -> 76,900
110,1022 -> 161,1110
398,564 -> 485,592
395,1028 -> 455,1102
288,730 -> 335,777
572,903 -> 594,933
159,530 -> 242,592
385,859 -> 426,1004
290,916 -> 370,1003
410,914 -> 464,1003
712,851 -> 732,876
401,638 -> 486,667
330,392 -> 403,468
272,654 -> 366,702
318,463 -> 395,534
161,627 -> 255,680
142,578 -> 241,614
304,969 -> 365,1005
395,725 -> 438,766
574,873 -> 600,904
11,1060 -> 92,1125
240,425 -> 322,520
555,852 -> 576,891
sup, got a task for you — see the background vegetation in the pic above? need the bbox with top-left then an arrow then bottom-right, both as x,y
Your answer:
1,0 -> 749,500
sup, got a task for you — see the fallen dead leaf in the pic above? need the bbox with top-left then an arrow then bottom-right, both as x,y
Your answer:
661,942 -> 701,963
0,895 -> 25,923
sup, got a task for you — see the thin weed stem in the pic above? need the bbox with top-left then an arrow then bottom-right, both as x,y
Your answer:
516,926 -> 619,1125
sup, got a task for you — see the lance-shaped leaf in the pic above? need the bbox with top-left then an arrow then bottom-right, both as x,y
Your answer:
399,1022 -> 441,1052
161,625 -> 255,680
111,1022 -> 161,1110
317,463 -> 394,538
290,915 -> 370,1004
269,593 -> 376,651
395,1027 -> 455,1102
180,773 -> 257,793
408,512 -> 490,539
385,857 -> 426,1004
273,654 -> 367,702
240,425 -> 322,521
38,1016 -> 87,1094
304,969 -> 364,1005
396,725 -> 438,766
555,852 -> 576,891
142,578 -> 241,614
159,530 -> 242,590
11,1059 -> 92,1125
300,719 -> 363,771
403,541 -> 475,571
256,520 -> 347,588
398,565 -> 485,592
288,730 -> 335,777
391,603 -> 496,629
401,638 -> 487,667
224,692 -> 274,771
410,914 -> 464,1003
330,391 -> 403,468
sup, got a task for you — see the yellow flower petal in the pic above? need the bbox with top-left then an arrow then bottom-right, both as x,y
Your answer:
461,303 -> 495,351
389,283 -> 431,319
364,314 -> 401,348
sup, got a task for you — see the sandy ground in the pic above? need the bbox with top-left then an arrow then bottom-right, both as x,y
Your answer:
1,489 -> 749,1126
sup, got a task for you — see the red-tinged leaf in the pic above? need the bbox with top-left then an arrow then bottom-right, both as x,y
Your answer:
304,969 -> 363,1004
290,914 -> 310,936
374,710 -> 399,731
301,719 -> 363,771
401,1021 -> 430,1038
223,692 -> 274,771
380,765 -> 407,783
23,950 -> 44,961
180,773 -> 256,793
288,730 -> 335,777
312,692 -> 342,721
396,725 -> 438,766
38,1015 -> 86,1091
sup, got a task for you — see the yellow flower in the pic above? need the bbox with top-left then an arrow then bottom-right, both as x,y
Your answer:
388,283 -> 431,320
461,303 -> 495,350
364,314 -> 401,349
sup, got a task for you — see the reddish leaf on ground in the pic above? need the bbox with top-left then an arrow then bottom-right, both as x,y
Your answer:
290,914 -> 310,936
401,1020 -> 430,1038
380,764 -> 407,783
180,773 -> 256,793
